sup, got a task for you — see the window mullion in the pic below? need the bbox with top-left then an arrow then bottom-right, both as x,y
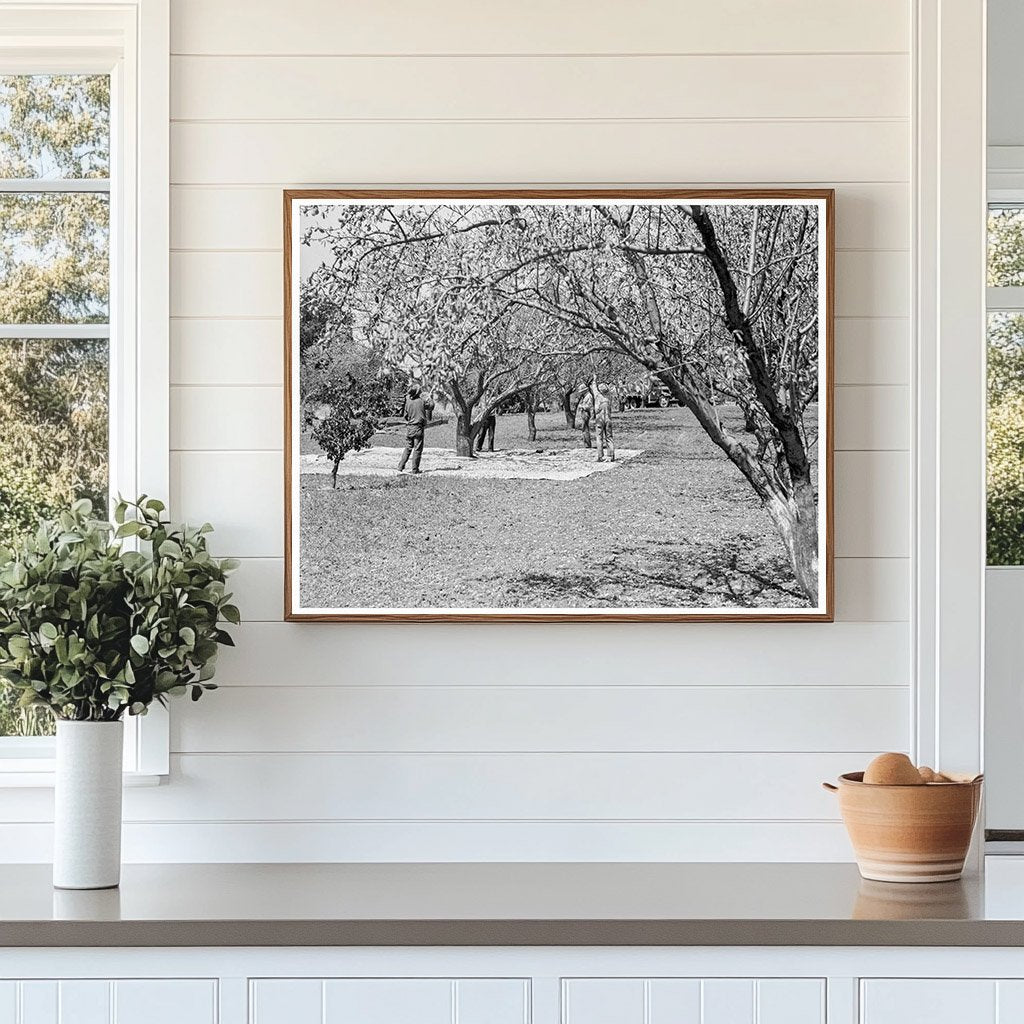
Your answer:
0,324 -> 111,339
0,178 -> 109,193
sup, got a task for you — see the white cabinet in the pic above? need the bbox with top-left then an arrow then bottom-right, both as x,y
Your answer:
249,978 -> 529,1024
562,978 -> 825,1024
861,980 -> 1024,1024
0,980 -> 217,1024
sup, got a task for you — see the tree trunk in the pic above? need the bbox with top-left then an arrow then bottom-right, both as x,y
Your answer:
765,477 -> 819,605
455,412 -> 477,458
656,367 -> 819,605
561,389 -> 576,428
330,458 -> 341,488
526,390 -> 538,442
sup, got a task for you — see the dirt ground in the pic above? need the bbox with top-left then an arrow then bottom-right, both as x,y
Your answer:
297,405 -> 814,610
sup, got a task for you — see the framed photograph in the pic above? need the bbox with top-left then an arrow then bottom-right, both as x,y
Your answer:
284,189 -> 833,622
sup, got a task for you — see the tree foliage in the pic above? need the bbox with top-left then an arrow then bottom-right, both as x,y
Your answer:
987,208 -> 1024,563
0,75 -> 111,734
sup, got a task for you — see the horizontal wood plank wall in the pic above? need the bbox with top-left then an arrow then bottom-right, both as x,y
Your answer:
0,0 -> 915,862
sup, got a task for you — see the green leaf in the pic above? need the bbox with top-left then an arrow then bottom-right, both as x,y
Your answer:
130,634 -> 150,656
220,604 -> 241,625
158,539 -> 183,559
39,622 -> 58,641
8,635 -> 30,657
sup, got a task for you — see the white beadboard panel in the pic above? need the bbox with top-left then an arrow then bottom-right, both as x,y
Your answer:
170,319 -> 282,386
0,820 -> 856,863
997,981 -> 1024,1022
170,0 -> 910,56
457,981 -> 530,1024
58,980 -> 110,1022
323,980 -> 451,1024
227,558 -> 283,620
170,121 -> 909,186
834,451 -> 910,558
834,250 -> 909,319
701,980 -> 755,1024
0,983 -> 13,1024
19,982 -> 56,1023
171,448 -> 906,560
648,980 -> 702,1023
757,980 -> 826,1024
171,385 -> 282,451
559,979 -> 823,1024
833,318 -> 910,385
171,54 -> 909,122
122,751 -> 862,821
171,684 -> 909,754
229,556 -> 909,623
171,451 -> 282,557
833,557 -> 909,622
171,252 -> 280,318
171,248 -> 906,323
211,621 -> 909,688
563,979 -> 644,1024
834,385 -> 910,451
250,980 -> 323,1024
114,981 -> 218,1024
250,980 -> 527,1024
170,183 -> 909,253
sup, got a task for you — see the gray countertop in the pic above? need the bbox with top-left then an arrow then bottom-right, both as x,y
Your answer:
1,861 -> 1022,947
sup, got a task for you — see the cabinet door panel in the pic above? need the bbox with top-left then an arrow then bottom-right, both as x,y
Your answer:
564,978 -> 825,1024
648,979 -> 702,1023
861,981 -> 997,1024
18,983 -> 56,1024
113,981 -> 217,1024
0,983 -> 15,1024
563,979 -> 645,1024
58,982 -> 110,1024
323,980 -> 451,1024
251,979 -> 323,1024
702,980 -> 754,1024
998,981 -> 1024,1023
757,980 -> 825,1024
251,978 -> 528,1024
455,980 -> 529,1024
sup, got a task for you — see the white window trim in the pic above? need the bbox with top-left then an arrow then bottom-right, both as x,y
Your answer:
914,0 -> 987,817
0,0 -> 169,784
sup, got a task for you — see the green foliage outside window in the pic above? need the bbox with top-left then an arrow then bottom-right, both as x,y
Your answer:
0,75 -> 110,736
988,208 -> 1024,565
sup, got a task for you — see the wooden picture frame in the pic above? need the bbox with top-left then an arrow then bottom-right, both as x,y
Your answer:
284,189 -> 834,622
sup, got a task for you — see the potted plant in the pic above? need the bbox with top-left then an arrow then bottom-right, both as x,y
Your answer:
0,497 -> 239,889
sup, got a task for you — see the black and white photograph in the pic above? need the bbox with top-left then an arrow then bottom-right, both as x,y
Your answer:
285,190 -> 833,621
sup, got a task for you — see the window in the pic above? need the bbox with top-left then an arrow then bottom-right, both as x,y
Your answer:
987,205 -> 1024,565
0,74 -> 111,738
0,3 -> 169,778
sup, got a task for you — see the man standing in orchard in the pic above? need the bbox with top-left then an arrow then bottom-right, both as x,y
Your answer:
397,384 -> 434,474
594,383 -> 616,463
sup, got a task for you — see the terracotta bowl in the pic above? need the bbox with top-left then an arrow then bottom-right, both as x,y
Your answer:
823,772 -> 983,883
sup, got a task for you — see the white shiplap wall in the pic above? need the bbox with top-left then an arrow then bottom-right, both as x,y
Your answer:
1,0 -> 915,862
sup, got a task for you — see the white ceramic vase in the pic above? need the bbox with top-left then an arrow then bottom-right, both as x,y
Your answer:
53,720 -> 124,890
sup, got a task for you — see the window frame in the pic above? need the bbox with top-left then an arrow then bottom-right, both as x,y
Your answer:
0,0 -> 169,783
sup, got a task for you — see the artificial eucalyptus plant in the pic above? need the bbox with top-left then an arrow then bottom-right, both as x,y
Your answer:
0,496 -> 239,722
